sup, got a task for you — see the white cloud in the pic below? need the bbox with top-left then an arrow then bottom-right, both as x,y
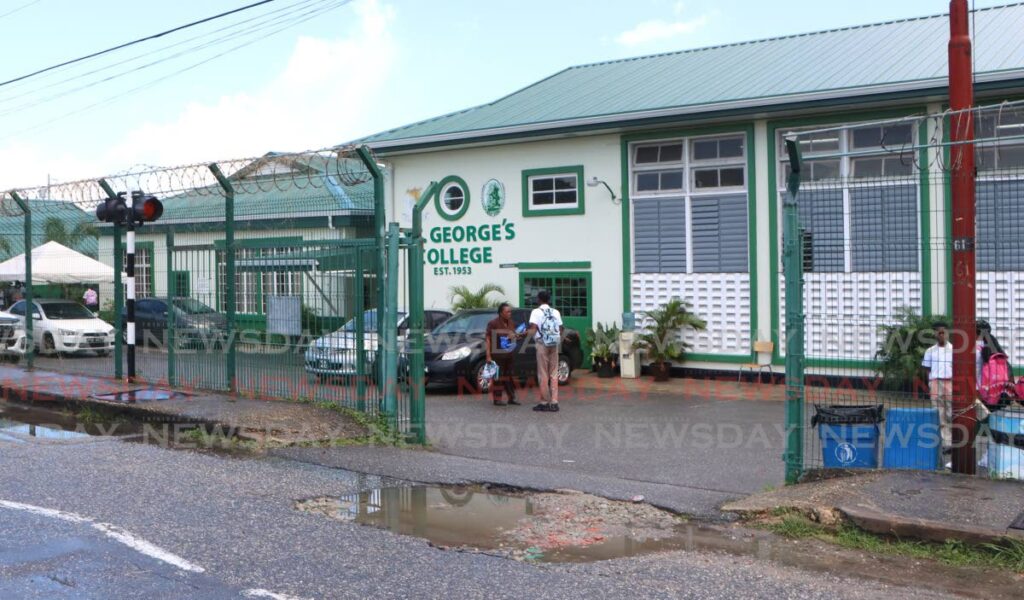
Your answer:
107,0 -> 397,168
0,0 -> 398,190
616,13 -> 709,47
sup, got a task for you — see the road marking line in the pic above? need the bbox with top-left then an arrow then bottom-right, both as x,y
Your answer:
243,590 -> 312,600
0,499 -> 205,573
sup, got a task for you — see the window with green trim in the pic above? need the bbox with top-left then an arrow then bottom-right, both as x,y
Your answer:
122,245 -> 153,298
216,245 -> 303,315
522,166 -> 585,216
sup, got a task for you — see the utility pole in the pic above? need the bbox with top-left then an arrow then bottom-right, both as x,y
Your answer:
948,0 -> 977,474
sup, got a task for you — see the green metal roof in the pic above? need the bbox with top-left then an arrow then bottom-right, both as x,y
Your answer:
362,3 -> 1024,149
0,200 -> 97,259
158,153 -> 374,223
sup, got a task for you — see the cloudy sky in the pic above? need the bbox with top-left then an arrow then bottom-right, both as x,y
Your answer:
0,0 -> 1006,187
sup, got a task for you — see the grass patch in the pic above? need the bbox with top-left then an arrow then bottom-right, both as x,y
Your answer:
757,512 -> 1024,572
74,406 -> 125,425
178,427 -> 260,453
294,396 -> 407,447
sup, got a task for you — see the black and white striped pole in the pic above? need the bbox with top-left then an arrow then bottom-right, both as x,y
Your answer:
125,217 -> 136,382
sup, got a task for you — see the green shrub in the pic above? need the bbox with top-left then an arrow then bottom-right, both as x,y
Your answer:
875,308 -> 950,392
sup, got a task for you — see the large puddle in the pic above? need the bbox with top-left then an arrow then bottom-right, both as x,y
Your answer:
0,403 -> 135,442
296,485 -> 689,562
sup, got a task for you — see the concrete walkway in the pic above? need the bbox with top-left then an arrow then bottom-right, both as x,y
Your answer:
723,470 -> 1024,545
0,365 -> 367,444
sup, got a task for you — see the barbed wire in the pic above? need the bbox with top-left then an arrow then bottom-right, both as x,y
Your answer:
2,144 -> 379,210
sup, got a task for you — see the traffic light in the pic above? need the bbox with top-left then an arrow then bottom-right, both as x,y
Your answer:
132,193 -> 163,223
96,194 -> 128,223
96,192 -> 162,225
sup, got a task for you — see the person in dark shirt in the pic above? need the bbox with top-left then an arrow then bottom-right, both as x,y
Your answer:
485,302 -> 520,406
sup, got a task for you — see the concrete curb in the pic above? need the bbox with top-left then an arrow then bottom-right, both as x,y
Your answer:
840,505 -> 1024,546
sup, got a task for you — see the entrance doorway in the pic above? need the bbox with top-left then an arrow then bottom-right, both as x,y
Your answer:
519,272 -> 592,368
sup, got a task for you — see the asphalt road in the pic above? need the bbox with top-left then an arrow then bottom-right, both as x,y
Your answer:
0,414 -> 964,599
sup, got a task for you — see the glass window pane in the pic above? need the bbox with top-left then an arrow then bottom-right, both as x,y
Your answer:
554,190 -> 577,205
720,167 -> 744,187
532,177 -> 553,192
443,187 -> 464,211
692,140 -> 718,160
693,169 -> 719,188
882,124 -> 913,146
977,147 -> 997,170
554,175 -> 577,190
852,126 -> 882,149
852,157 -> 883,178
532,191 -> 554,205
659,143 -> 683,162
718,137 -> 744,158
884,157 -> 913,177
635,146 -> 659,164
808,160 -> 840,181
636,173 -> 659,191
660,171 -> 683,190
999,145 -> 1024,169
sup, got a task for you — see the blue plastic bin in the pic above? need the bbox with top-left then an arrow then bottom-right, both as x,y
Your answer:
813,405 -> 884,469
988,408 -> 1024,480
882,407 -> 941,470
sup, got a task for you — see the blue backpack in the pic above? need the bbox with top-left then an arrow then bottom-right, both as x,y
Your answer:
539,308 -> 560,347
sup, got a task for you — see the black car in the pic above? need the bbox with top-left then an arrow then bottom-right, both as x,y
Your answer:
121,297 -> 226,346
421,308 -> 583,390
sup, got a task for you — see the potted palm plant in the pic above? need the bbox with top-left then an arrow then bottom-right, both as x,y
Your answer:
448,283 -> 505,310
633,298 -> 706,381
586,322 -> 620,378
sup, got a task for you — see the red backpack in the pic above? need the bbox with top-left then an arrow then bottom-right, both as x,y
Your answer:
981,353 -> 1016,408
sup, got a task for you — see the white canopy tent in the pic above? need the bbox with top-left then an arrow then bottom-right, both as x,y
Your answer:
0,241 -> 114,284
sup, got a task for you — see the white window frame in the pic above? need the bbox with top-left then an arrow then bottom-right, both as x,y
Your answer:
526,172 -> 581,211
630,132 -> 749,273
777,121 -> 922,274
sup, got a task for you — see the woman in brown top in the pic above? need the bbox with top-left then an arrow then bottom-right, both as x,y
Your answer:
485,302 -> 520,406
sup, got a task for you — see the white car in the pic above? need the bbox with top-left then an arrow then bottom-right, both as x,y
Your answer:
0,313 -> 27,361
304,309 -> 452,380
3,299 -> 115,356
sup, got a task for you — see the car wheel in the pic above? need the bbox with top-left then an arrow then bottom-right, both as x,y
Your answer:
472,360 -> 489,394
42,333 -> 56,356
557,354 -> 572,386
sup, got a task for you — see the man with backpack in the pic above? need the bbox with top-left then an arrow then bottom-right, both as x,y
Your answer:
526,290 -> 563,412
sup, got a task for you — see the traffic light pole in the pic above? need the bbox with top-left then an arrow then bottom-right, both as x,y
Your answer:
125,220 -> 137,385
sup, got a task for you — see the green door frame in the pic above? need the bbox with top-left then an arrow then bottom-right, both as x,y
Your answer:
518,270 -> 593,368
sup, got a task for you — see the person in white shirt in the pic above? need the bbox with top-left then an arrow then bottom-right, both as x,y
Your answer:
921,322 -> 953,451
525,290 -> 563,412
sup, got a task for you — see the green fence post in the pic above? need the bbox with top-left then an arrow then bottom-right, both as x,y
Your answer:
355,146 -> 385,389
209,164 -> 236,393
99,179 -> 124,380
383,223 -> 400,429
354,249 -> 366,412
166,230 -> 176,387
409,182 -> 438,445
782,139 -> 806,485
9,192 -> 32,369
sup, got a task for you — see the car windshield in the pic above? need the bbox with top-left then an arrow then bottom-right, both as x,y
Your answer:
432,313 -> 493,335
339,310 -> 407,333
40,302 -> 96,320
172,298 -> 216,315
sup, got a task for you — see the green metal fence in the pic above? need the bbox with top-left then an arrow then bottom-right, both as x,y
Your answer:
0,145 -> 427,442
782,103 -> 1024,481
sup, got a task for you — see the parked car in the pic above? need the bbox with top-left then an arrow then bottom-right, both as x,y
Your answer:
305,308 -> 452,380
3,299 -> 114,356
120,297 -> 226,347
422,308 -> 583,390
0,314 -> 27,362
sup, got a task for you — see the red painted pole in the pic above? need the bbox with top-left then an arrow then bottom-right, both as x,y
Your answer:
948,0 -> 977,474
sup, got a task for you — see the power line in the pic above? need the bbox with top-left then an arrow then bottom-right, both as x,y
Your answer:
0,0 -> 334,113
0,0 -> 278,90
0,0 -> 42,21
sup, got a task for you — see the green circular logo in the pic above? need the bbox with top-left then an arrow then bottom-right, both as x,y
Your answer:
481,179 -> 505,217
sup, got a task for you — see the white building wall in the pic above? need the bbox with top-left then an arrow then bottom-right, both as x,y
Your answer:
385,134 -> 624,325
